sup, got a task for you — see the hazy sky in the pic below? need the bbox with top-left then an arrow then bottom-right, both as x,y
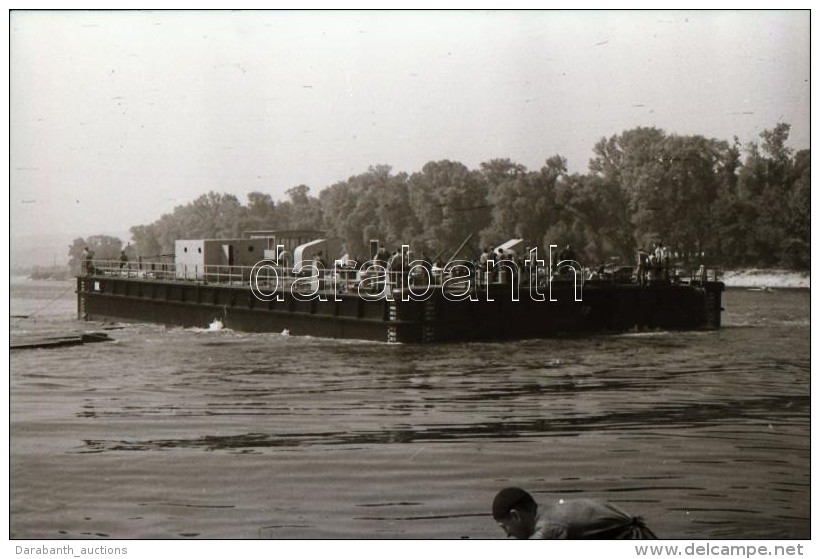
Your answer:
9,10 -> 810,243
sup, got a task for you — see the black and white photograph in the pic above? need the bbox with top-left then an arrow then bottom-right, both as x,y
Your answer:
8,8 -> 811,548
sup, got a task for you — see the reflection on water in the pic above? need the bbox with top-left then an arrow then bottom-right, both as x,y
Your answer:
10,283 -> 810,539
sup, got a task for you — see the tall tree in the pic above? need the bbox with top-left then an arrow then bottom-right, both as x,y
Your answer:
67,235 -> 123,273
479,158 -> 531,247
589,127 -> 735,265
408,160 -> 489,258
731,124 -> 807,267
242,191 -> 278,232
275,185 -> 323,231
782,148 -> 810,268
129,224 -> 163,259
319,165 -> 414,258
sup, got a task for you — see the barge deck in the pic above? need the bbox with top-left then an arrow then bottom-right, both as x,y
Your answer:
76,263 -> 723,343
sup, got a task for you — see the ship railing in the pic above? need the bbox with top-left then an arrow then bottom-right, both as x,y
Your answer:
185,264 -> 250,285
84,259 -> 177,280
379,266 -> 555,294
679,266 -> 722,285
90,259 -> 686,292
633,265 -> 723,286
176,263 -> 301,287
86,260 -> 290,286
592,262 -> 724,286
85,259 -> 304,288
85,257 -> 532,291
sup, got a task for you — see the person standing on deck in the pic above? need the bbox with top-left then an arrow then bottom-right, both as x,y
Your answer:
81,247 -> 94,276
636,247 -> 649,286
655,243 -> 669,280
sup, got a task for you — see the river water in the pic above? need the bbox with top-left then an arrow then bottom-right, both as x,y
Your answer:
9,279 -> 810,539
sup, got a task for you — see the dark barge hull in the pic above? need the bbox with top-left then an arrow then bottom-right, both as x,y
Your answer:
77,276 -> 723,343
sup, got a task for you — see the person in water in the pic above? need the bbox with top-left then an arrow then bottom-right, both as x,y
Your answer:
492,487 -> 657,539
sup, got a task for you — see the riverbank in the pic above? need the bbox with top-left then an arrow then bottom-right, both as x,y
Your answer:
721,269 -> 810,289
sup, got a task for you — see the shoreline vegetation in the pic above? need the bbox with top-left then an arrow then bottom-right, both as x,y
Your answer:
60,124 -> 808,278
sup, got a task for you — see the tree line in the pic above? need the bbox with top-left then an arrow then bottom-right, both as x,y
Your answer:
68,123 -> 809,273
